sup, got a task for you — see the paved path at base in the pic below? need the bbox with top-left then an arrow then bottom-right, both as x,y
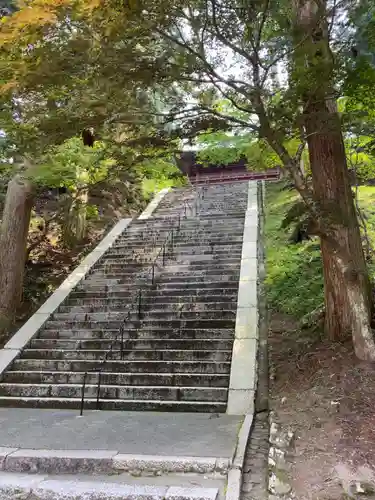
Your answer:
0,470 -> 226,500
0,409 -> 242,458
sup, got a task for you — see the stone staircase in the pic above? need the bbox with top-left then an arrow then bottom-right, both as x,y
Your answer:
0,183 -> 249,412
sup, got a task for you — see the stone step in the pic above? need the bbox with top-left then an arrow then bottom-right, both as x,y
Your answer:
75,282 -> 154,293
171,249 -> 243,257
87,270 -> 241,281
107,243 -> 165,252
100,256 -> 241,266
107,244 -> 243,255
115,236 -> 245,248
73,282 -> 239,296
95,261 -> 241,273
21,349 -> 232,362
0,383 -> 228,401
116,228 -> 245,241
50,310 -> 236,322
113,230 -> 244,241
137,223 -> 244,231
83,273 -> 154,281
112,241 -> 244,251
96,268 -> 242,280
156,274 -> 240,284
3,371 -> 229,387
82,270 -> 241,283
139,302 -> 238,313
12,359 -> 231,374
65,295 -> 238,307
44,318 -> 235,330
0,472 -> 220,500
180,231 -> 245,238
0,396 -> 226,412
38,328 -> 234,340
59,301 -> 237,314
68,293 -> 238,304
30,338 -> 233,351
112,234 -> 171,242
155,280 -> 239,289
106,249 -> 243,259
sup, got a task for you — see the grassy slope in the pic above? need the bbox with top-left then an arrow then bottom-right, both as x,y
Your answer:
265,182 -> 375,319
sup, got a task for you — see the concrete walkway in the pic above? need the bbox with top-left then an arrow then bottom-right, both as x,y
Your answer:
0,409 -> 242,458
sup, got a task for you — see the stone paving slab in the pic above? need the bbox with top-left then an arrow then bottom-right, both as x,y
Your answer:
0,448 -> 230,475
0,471 -> 221,500
0,409 -> 242,458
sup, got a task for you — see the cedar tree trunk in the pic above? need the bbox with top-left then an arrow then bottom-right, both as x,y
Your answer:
293,0 -> 375,359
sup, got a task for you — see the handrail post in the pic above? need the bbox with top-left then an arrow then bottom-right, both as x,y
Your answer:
138,289 -> 142,319
162,243 -> 166,266
120,326 -> 124,360
80,371 -> 88,416
96,370 -> 102,410
151,263 -> 155,285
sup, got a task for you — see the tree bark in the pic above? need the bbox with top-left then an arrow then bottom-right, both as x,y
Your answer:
293,0 -> 375,359
0,175 -> 34,338
305,104 -> 369,341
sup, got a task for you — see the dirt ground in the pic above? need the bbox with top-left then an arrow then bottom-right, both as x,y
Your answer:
269,313 -> 375,500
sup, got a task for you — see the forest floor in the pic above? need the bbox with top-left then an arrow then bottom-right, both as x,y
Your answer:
266,182 -> 375,500
270,313 -> 375,500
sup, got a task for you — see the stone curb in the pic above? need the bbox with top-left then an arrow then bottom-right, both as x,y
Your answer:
226,469 -> 242,500
138,188 -> 171,219
0,187 -> 170,379
0,471 -> 219,500
0,448 -> 230,475
268,412 -> 295,499
225,414 -> 254,500
227,180 -> 258,416
225,180 -> 265,500
231,414 -> 254,471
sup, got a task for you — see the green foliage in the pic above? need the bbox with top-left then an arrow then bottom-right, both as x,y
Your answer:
266,182 -> 375,318
140,157 -> 187,199
196,130 -> 310,174
265,182 -> 323,318
280,200 -> 308,230
345,136 -> 375,181
30,137 -> 115,190
196,131 -> 280,170
85,204 -> 99,220
356,187 -> 375,279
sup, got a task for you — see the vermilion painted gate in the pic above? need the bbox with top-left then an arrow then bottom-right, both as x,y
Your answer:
191,169 -> 280,186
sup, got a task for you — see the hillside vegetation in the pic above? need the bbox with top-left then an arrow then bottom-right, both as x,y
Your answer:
265,182 -> 375,322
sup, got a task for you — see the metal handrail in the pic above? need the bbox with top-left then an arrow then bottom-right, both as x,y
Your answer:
79,191 -> 201,415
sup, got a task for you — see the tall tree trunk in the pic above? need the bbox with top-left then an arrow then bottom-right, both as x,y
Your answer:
0,175 -> 34,338
305,101 -> 371,340
293,0 -> 375,359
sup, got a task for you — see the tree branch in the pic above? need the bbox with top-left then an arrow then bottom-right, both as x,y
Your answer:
256,0 -> 270,50
155,27 -> 255,103
209,0 -> 256,66
199,105 -> 258,130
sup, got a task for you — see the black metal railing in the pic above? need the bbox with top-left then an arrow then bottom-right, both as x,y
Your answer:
79,193 -> 200,415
